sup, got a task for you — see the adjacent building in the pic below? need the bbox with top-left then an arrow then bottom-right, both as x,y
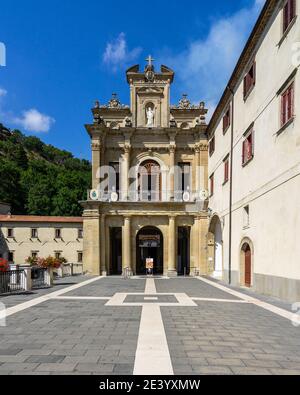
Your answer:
207,0 -> 300,301
81,59 -> 209,277
0,215 -> 84,265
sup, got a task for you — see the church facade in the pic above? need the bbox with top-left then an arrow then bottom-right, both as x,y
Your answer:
81,59 -> 209,276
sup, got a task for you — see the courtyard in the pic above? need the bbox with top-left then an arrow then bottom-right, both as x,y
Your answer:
0,275 -> 300,375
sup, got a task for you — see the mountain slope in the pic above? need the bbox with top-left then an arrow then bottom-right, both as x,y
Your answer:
0,123 -> 91,216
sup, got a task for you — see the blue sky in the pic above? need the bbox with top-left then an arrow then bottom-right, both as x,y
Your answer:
0,0 -> 264,160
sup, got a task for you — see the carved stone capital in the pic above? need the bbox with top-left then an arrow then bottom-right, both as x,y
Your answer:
91,141 -> 102,151
169,145 -> 176,154
123,144 -> 132,154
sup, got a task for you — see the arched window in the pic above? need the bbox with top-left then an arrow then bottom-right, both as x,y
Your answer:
138,160 -> 161,201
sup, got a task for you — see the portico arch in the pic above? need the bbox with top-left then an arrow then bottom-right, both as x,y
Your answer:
208,215 -> 223,279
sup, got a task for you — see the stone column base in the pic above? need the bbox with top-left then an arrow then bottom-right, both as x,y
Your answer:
167,270 -> 178,278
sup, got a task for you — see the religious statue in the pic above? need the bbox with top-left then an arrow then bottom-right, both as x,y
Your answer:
146,107 -> 155,127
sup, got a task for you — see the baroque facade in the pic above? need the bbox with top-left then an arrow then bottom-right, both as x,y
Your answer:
207,0 -> 300,302
82,59 -> 209,276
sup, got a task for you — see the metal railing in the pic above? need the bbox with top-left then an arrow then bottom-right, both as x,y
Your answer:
72,263 -> 84,276
31,267 -> 48,289
0,270 -> 25,294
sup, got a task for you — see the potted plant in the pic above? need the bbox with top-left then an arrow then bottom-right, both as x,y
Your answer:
37,256 -> 63,285
0,258 -> 9,294
25,256 -> 38,267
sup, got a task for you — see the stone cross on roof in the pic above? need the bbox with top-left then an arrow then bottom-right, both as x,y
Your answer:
146,55 -> 155,67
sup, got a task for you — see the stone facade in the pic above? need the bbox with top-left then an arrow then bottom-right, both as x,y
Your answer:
0,215 -> 84,265
82,59 -> 209,276
207,0 -> 300,302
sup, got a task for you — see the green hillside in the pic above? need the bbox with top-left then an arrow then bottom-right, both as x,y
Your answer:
0,123 -> 91,216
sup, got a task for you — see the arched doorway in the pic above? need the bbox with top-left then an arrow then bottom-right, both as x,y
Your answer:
241,243 -> 252,287
208,215 -> 223,278
138,160 -> 161,202
136,227 -> 163,275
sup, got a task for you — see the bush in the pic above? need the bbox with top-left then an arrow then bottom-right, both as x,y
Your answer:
0,258 -> 9,272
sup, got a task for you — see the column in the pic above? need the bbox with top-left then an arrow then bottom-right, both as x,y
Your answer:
83,214 -> 101,276
122,216 -> 132,274
169,146 -> 175,201
92,139 -> 101,190
168,215 -> 177,277
195,145 -> 201,199
190,216 -> 200,276
100,215 -> 107,276
123,145 -> 131,201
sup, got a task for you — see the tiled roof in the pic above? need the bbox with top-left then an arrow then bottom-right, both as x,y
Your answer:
0,215 -> 83,224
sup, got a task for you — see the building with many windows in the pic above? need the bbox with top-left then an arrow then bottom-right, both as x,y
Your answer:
207,0 -> 300,301
0,215 -> 84,265
81,59 -> 209,277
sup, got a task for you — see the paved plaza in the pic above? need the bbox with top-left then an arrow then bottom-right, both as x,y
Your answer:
0,276 -> 300,375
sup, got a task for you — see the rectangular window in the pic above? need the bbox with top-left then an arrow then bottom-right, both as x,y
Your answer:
209,136 -> 215,156
281,82 -> 294,127
78,229 -> 83,239
55,251 -> 62,260
209,174 -> 214,197
8,251 -> 14,263
223,156 -> 230,184
109,162 -> 120,195
283,0 -> 296,33
178,163 -> 191,193
243,205 -> 250,228
7,228 -> 14,238
242,129 -> 254,166
78,252 -> 83,263
31,228 -> 38,238
223,106 -> 231,133
244,62 -> 256,99
55,229 -> 62,239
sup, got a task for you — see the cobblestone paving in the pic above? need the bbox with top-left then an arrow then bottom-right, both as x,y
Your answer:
0,276 -> 300,375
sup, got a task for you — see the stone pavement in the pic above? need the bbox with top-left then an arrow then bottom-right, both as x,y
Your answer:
0,276 -> 300,375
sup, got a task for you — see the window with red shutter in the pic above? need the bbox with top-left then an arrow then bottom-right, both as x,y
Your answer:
223,106 -> 231,133
281,82 -> 294,127
283,0 -> 296,33
224,157 -> 229,184
242,130 -> 254,166
244,62 -> 256,100
209,136 -> 215,156
210,174 -> 214,197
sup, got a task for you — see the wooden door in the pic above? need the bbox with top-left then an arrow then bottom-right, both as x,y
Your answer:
244,246 -> 251,287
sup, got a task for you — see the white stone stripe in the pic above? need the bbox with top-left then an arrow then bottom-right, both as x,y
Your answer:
191,297 -> 251,304
133,278 -> 174,375
54,296 -> 110,301
197,276 -> 295,322
4,277 -> 104,318
144,278 -> 157,294
133,304 -> 174,376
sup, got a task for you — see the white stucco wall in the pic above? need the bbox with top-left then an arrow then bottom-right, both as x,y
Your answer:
208,3 -> 300,287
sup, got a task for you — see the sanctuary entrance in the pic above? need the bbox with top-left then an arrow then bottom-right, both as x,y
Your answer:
136,227 -> 163,275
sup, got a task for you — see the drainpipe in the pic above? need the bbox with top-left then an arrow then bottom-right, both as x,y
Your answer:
227,85 -> 234,285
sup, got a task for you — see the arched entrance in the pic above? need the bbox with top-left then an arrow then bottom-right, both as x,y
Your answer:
241,242 -> 252,287
208,215 -> 223,278
136,227 -> 163,275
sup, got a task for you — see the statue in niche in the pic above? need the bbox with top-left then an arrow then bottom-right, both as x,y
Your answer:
146,107 -> 155,127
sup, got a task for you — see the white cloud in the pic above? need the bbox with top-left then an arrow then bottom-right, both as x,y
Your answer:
159,0 -> 265,118
0,88 -> 7,97
14,109 -> 55,133
103,33 -> 142,71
